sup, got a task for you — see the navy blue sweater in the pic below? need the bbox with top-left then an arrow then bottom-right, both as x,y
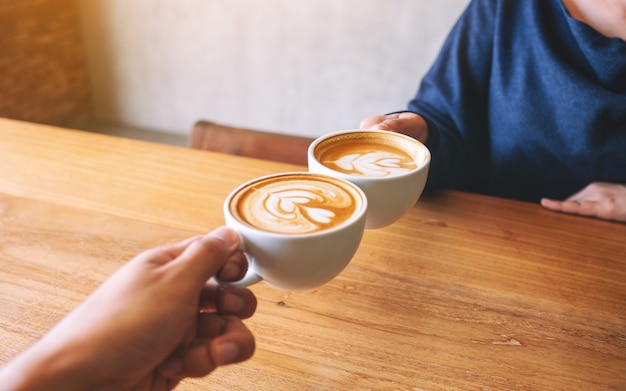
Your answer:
408,0 -> 626,202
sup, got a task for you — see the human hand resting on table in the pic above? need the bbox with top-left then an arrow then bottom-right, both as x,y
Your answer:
541,183 -> 626,223
0,226 -> 257,391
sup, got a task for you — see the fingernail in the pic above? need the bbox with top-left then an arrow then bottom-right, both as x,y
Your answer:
215,341 -> 240,365
208,227 -> 239,250
223,291 -> 245,313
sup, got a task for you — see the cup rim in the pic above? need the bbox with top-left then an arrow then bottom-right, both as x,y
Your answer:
224,171 -> 368,237
308,129 -> 431,180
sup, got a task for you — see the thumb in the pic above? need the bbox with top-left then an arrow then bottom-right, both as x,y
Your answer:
361,113 -> 410,132
370,112 -> 415,132
369,112 -> 428,142
170,226 -> 241,286
359,115 -> 388,129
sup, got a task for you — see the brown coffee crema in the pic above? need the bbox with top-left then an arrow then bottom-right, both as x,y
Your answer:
315,132 -> 420,177
229,174 -> 362,234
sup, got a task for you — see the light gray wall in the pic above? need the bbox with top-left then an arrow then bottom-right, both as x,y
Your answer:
77,0 -> 468,137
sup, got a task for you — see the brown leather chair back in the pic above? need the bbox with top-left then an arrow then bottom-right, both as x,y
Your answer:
190,120 -> 313,166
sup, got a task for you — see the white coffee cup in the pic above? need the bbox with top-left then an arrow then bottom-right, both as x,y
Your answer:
308,129 -> 430,229
223,172 -> 367,291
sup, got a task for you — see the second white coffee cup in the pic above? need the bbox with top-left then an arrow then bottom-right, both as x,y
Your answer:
308,129 -> 431,229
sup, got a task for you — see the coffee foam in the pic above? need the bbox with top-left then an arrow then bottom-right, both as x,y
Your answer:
314,132 -> 422,177
229,174 -> 362,234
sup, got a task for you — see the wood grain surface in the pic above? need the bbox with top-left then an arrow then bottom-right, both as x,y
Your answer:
1,118 -> 624,390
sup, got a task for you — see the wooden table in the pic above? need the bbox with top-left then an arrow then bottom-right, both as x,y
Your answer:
1,118 -> 624,390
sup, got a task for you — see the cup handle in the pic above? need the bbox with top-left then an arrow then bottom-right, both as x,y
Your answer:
223,233 -> 263,288
227,264 -> 263,288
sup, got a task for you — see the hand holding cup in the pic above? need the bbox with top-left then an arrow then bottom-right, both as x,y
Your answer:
308,129 -> 430,229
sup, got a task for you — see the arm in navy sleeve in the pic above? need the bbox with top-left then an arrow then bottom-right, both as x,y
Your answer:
408,0 -> 497,194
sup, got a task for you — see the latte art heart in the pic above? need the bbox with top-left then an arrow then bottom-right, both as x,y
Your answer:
259,186 -> 344,232
230,174 -> 360,234
327,151 -> 416,177
313,132 -> 420,178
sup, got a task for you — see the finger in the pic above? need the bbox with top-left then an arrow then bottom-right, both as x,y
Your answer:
363,112 -> 427,142
132,235 -> 205,266
197,314 -> 255,350
159,316 -> 255,378
197,313 -> 226,339
170,227 -> 241,286
360,114 -> 400,132
199,286 -> 257,319
215,251 -> 248,282
183,249 -> 248,311
158,340 -> 217,379
373,112 -> 421,133
209,316 -> 256,366
560,200 -> 602,217
541,198 -> 598,217
219,287 -> 257,319
540,198 -> 564,212
359,115 -> 388,129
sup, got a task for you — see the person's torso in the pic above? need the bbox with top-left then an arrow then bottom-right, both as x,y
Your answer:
487,0 -> 626,201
